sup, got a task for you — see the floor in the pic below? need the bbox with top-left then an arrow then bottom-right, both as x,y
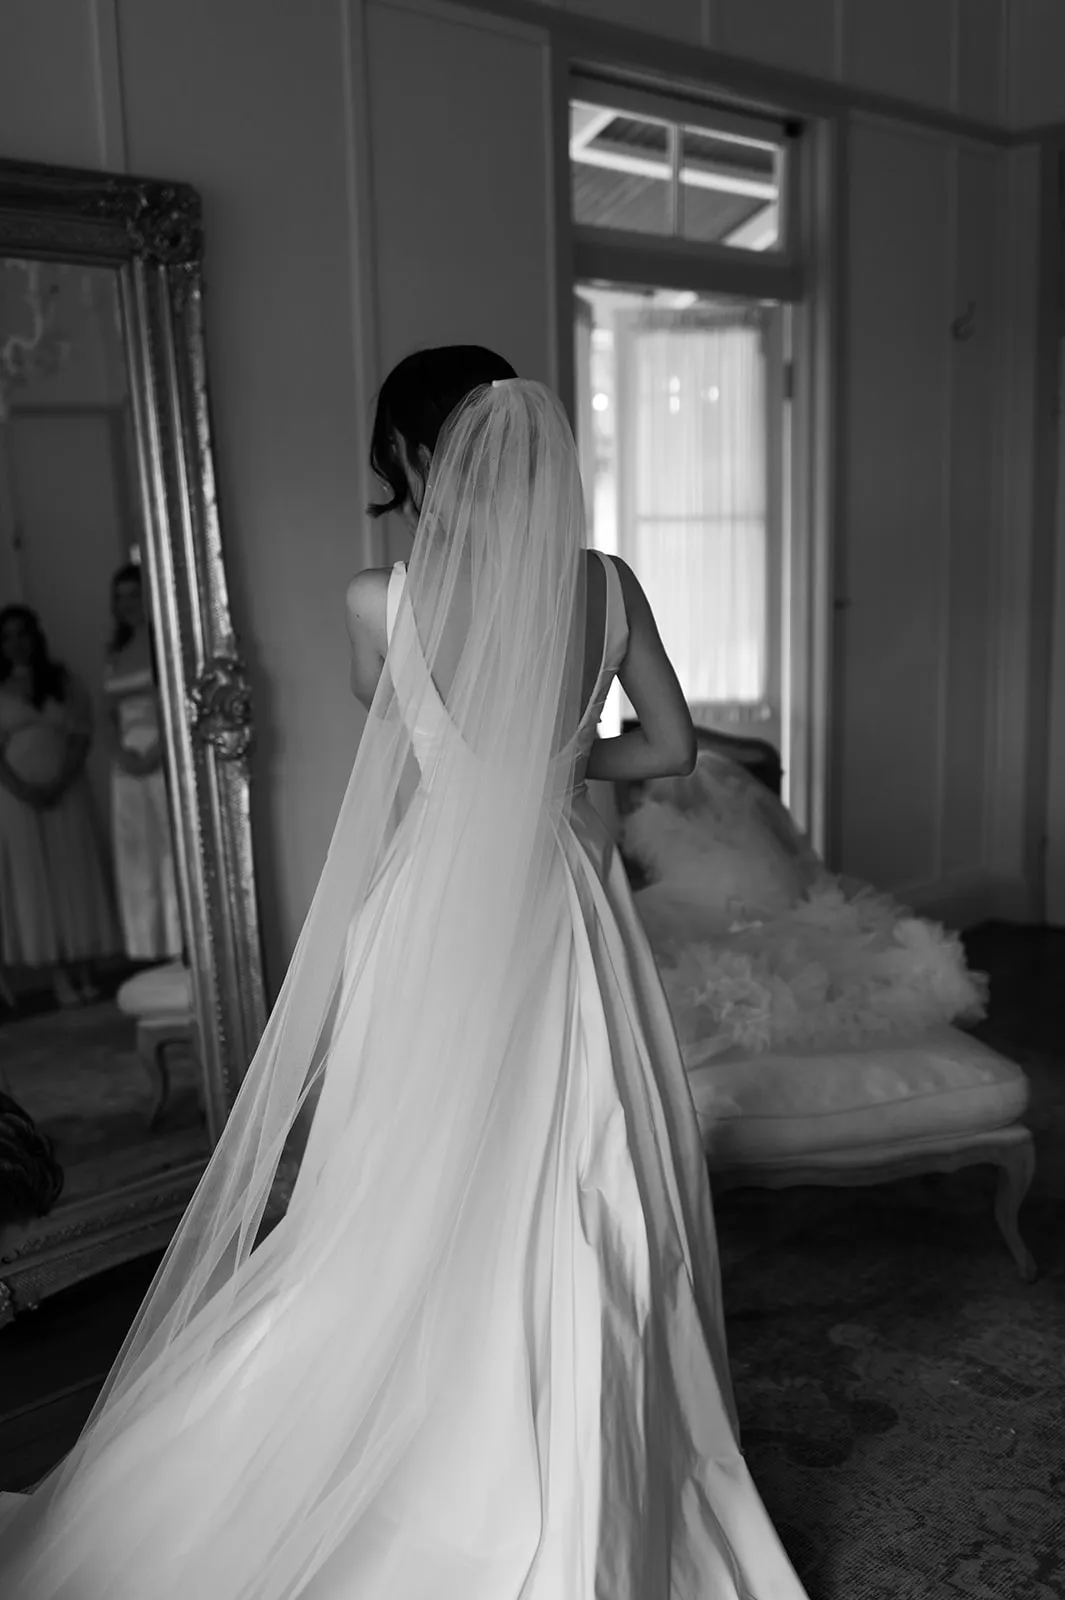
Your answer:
0,960 -> 207,1204
714,921 -> 1065,1598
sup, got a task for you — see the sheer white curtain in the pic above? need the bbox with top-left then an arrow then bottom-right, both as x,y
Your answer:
616,310 -> 767,717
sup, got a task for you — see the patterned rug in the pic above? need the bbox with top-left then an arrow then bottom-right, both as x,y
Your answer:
0,1002 -> 209,1198
713,925 -> 1065,1598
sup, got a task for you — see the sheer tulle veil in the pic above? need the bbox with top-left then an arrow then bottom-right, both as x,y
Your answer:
0,378 -> 590,1594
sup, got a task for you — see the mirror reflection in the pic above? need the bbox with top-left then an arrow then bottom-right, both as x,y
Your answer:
0,258 -> 209,1294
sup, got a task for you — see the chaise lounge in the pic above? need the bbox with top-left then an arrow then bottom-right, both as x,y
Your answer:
613,729 -> 1037,1283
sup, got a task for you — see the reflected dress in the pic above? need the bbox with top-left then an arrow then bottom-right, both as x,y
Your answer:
0,677 -> 118,968
103,655 -> 182,961
0,553 -> 809,1598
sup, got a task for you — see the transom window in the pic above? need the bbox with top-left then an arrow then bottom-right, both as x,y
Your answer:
570,95 -> 787,253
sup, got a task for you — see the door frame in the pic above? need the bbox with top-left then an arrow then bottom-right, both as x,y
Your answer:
551,56 -> 840,856
1046,331 -> 1065,925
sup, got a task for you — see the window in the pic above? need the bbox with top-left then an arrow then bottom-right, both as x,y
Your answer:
566,75 -> 831,847
569,78 -> 797,754
570,97 -> 787,253
576,285 -> 785,744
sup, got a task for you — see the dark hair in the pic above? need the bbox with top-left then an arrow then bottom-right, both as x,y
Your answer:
367,345 -> 517,519
109,563 -> 143,655
109,563 -> 158,682
0,1091 -> 64,1229
0,605 -> 68,709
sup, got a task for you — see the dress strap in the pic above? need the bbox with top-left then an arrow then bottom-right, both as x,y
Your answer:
595,550 -> 628,660
385,561 -> 407,646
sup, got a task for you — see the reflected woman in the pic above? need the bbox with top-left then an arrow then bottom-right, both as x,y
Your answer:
103,564 -> 182,964
0,606 -> 117,1006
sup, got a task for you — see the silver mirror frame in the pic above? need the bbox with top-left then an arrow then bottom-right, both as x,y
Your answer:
0,157 -> 268,1312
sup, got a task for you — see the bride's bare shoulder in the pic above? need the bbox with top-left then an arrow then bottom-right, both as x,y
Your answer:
345,565 -> 393,653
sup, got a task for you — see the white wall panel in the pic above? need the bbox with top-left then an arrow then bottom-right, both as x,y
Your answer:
841,0 -> 956,111
1046,336 -> 1065,925
714,0 -> 837,80
366,1 -> 554,563
955,0 -> 1006,124
1007,0 -> 1065,126
985,145 -> 1042,906
940,146 -> 999,879
839,118 -> 953,892
0,0 -> 111,165
564,0 -> 706,47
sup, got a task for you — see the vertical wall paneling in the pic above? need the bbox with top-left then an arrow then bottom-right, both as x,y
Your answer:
562,0 -> 705,48
985,144 -> 1041,911
340,0 -> 385,569
1007,0 -> 1065,129
832,0 -> 846,83
840,115 -> 953,894
840,0 -> 957,111
1047,140 -> 1065,924
934,141 -> 960,885
0,0 -> 108,165
89,0 -> 127,170
954,0 -> 1007,126
1046,332 -> 1065,924
714,0 -> 837,82
998,0 -> 1015,131
941,144 -> 999,882
1023,140 -> 1064,915
365,0 -> 555,569
374,0 -> 551,39
948,0 -> 961,114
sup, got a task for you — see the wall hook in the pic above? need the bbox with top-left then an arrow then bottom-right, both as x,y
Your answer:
951,302 -> 976,342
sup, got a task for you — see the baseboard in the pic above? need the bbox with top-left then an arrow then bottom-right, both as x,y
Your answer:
895,869 -> 1040,930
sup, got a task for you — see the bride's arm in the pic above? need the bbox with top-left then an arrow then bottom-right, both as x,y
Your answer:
345,568 -> 390,712
585,556 -> 696,782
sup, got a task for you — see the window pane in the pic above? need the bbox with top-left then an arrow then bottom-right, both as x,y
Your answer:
631,321 -> 768,703
570,101 -> 673,236
570,97 -> 787,253
680,126 -> 781,250
574,284 -> 776,736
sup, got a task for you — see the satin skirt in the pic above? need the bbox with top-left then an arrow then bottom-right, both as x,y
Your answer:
111,766 -> 182,962
0,792 -> 807,1599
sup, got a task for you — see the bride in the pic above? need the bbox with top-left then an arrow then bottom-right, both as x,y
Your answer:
0,348 -> 810,1598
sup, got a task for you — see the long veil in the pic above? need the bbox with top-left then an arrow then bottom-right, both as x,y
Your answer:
0,379 -> 589,1596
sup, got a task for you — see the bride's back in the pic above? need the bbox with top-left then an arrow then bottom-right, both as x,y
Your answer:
415,548 -> 610,731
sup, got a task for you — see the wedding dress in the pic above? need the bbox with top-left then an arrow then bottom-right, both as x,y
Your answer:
0,383 -> 809,1598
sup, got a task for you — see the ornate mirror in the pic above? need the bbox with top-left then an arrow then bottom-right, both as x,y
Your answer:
0,158 -> 268,1323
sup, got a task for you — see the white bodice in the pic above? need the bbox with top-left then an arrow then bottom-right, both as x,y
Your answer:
385,550 -> 629,782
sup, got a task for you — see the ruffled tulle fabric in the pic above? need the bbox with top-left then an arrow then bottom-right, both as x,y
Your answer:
621,763 -> 987,1067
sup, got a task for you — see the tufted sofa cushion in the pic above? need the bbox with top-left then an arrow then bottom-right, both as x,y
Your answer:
688,1027 -> 1029,1166
115,961 -> 193,1022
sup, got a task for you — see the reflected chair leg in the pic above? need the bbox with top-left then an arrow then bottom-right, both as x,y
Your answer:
147,1042 -> 173,1131
994,1136 -> 1038,1283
